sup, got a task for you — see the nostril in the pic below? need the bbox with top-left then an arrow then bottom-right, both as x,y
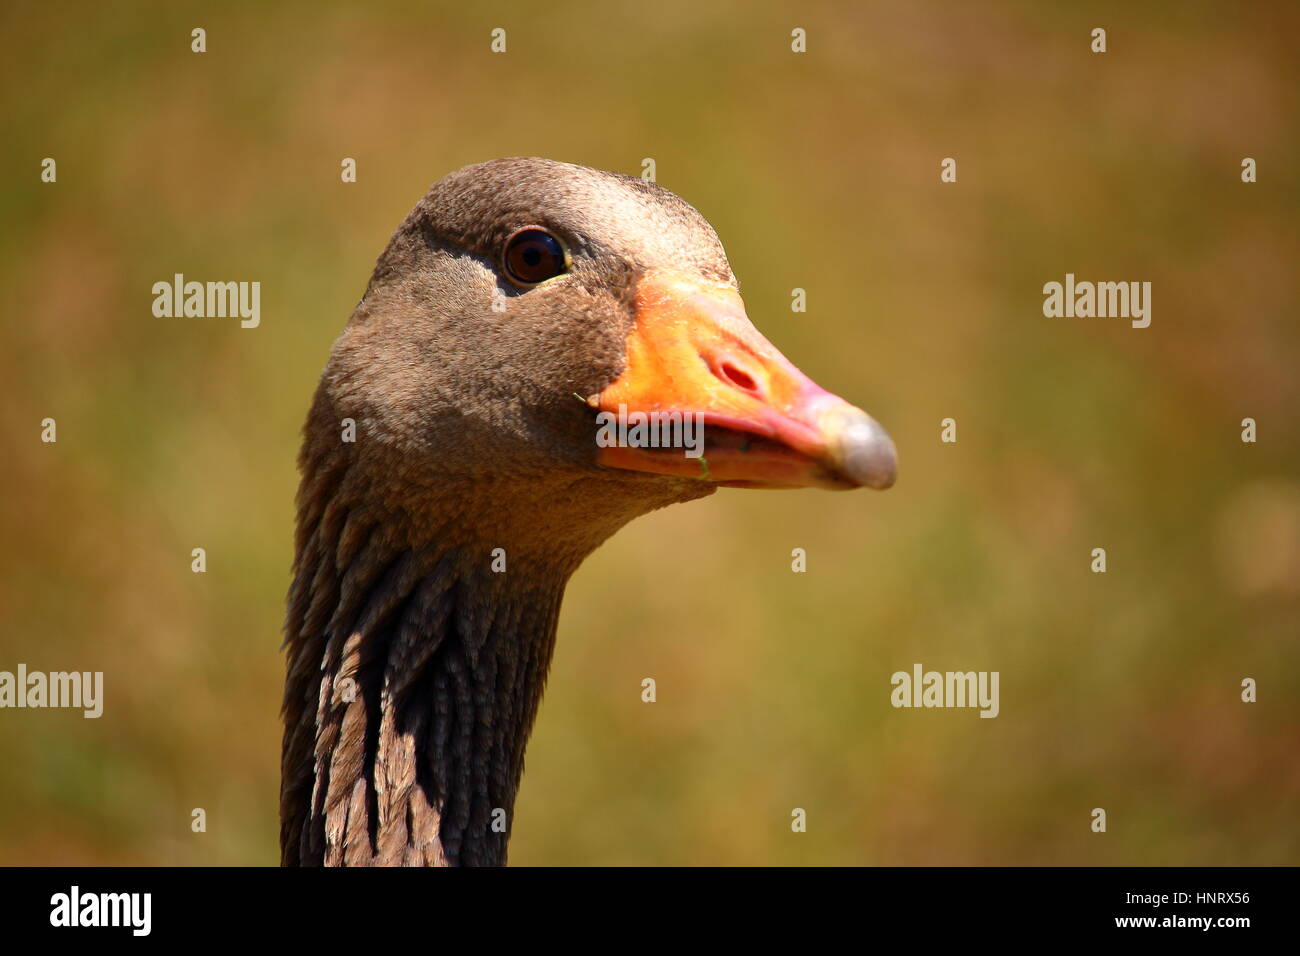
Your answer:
717,360 -> 758,393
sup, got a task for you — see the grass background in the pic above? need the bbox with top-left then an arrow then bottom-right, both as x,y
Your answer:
0,0 -> 1296,865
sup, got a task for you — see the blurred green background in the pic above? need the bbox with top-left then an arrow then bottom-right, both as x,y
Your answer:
1,0 -> 1297,865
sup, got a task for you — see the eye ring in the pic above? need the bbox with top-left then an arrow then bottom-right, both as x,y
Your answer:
502,226 -> 570,287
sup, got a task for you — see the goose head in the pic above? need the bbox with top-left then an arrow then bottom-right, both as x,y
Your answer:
282,157 -> 896,865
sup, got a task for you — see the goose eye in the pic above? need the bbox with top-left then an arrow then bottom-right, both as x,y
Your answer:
503,227 -> 568,286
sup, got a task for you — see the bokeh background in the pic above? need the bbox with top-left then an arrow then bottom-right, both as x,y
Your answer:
1,0 -> 1297,865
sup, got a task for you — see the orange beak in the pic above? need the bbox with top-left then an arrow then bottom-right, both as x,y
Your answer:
593,274 -> 896,490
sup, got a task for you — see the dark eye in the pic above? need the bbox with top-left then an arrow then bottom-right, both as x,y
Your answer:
502,227 -> 568,286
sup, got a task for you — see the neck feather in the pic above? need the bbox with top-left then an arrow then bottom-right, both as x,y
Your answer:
280,476 -> 569,866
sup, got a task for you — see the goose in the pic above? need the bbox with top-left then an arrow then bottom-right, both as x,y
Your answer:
280,158 -> 897,866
